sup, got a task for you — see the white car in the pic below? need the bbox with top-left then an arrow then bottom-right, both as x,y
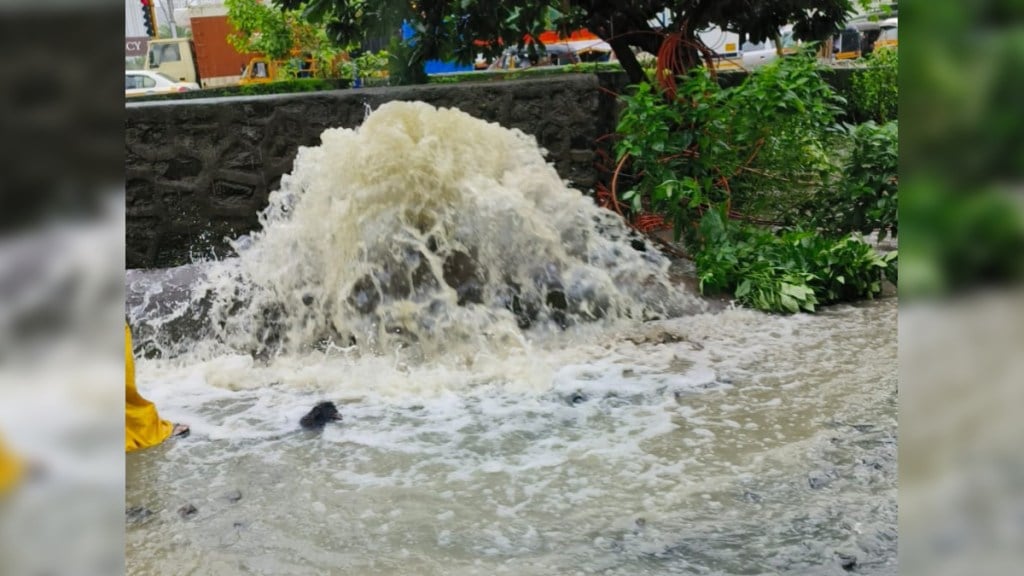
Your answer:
125,70 -> 200,98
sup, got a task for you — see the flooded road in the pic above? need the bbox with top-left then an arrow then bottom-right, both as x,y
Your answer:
127,298 -> 896,576
126,101 -> 896,575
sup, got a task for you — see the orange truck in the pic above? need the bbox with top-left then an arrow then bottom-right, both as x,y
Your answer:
145,5 -> 255,88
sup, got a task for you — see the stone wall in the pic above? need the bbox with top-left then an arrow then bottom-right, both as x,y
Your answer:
126,74 -> 619,268
125,68 -> 861,269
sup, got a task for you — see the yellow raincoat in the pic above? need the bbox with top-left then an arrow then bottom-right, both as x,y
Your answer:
126,323 -> 174,452
0,434 -> 23,496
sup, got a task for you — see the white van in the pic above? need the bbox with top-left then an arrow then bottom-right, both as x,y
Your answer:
875,18 -> 898,50
739,26 -> 798,69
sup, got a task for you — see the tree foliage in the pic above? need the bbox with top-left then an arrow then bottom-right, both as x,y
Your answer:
278,1 -> 860,84
557,0 -> 856,85
226,0 -> 294,59
227,0 -> 346,65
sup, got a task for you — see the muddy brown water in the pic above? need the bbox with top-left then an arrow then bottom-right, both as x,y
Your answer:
126,297 -> 896,576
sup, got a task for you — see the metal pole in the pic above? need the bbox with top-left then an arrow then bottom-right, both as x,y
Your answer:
163,0 -> 179,38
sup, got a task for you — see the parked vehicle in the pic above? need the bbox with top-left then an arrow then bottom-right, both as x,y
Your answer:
146,39 -> 199,84
833,21 -> 883,60
874,18 -> 898,50
699,24 -> 742,68
239,54 -> 318,85
737,26 -> 799,69
125,70 -> 200,98
144,6 -> 257,88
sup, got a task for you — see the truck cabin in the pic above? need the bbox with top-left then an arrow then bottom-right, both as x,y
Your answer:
240,55 -> 318,85
146,39 -> 199,84
833,21 -> 882,60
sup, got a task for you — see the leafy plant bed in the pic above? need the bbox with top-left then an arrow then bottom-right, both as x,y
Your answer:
609,50 -> 899,314
694,210 -> 897,313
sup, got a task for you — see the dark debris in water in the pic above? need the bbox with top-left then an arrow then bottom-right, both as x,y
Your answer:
300,401 -> 343,430
625,330 -> 687,346
177,503 -> 198,519
742,490 -> 764,503
825,420 -> 883,435
808,469 -> 837,490
836,551 -> 859,571
126,505 -> 154,526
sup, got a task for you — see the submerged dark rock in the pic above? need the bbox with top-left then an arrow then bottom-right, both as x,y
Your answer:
300,401 -> 342,430
348,275 -> 382,315
494,283 -> 541,329
224,489 -> 243,503
568,391 -> 588,405
836,552 -> 858,571
178,503 -> 198,519
442,249 -> 486,305
544,288 -> 570,328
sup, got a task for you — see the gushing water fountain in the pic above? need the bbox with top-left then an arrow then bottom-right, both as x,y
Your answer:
129,101 -> 703,360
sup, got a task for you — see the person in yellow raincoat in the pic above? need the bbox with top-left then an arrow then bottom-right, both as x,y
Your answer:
126,323 -> 188,451
0,434 -> 24,496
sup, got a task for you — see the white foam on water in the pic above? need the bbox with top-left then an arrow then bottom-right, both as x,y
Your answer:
136,311 -> 730,442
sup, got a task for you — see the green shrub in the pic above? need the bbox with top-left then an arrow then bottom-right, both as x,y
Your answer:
616,50 -> 845,241
851,48 -> 898,123
810,120 -> 899,240
694,211 -> 820,313
614,52 -> 899,314
337,50 -> 391,84
235,78 -> 336,95
695,209 -> 896,314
